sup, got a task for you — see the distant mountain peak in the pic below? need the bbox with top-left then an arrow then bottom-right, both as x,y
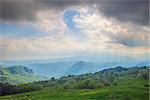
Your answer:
74,61 -> 85,65
64,61 -> 97,75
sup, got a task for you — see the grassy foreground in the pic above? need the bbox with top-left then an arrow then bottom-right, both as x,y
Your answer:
0,79 -> 149,100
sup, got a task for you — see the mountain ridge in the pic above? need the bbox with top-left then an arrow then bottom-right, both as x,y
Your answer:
64,61 -> 99,75
0,65 -> 47,85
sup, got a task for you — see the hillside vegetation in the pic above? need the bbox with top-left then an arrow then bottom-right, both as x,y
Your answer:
33,66 -> 149,90
0,66 -> 149,100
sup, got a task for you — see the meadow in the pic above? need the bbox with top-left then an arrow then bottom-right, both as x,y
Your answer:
0,78 -> 149,100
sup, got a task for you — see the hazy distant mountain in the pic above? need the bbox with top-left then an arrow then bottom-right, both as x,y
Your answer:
28,61 -> 75,77
0,65 -> 47,85
64,61 -> 99,75
136,61 -> 150,67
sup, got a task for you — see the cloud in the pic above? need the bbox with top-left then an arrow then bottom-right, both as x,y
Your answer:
73,6 -> 150,48
31,10 -> 67,32
0,0 -> 149,60
0,0 -> 81,22
0,34 -> 149,60
0,0 -> 81,32
97,0 -> 149,26
0,0 -> 148,26
108,30 -> 150,47
0,0 -> 36,22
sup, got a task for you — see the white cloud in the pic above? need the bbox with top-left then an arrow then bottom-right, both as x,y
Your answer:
73,5 -> 150,48
33,10 -> 67,33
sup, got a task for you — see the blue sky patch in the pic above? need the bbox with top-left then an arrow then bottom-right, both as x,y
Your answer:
63,10 -> 80,33
0,23 -> 45,38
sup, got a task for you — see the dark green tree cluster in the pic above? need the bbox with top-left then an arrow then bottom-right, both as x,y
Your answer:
0,83 -> 42,96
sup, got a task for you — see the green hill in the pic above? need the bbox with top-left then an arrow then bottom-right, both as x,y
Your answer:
0,65 -> 47,85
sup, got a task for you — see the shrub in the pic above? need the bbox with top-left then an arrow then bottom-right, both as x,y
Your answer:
144,84 -> 149,87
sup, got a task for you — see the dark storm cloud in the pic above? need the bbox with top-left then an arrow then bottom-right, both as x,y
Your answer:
0,0 -> 80,22
105,32 -> 150,47
98,0 -> 149,26
112,36 -> 150,47
0,0 -> 149,26
0,0 -> 36,22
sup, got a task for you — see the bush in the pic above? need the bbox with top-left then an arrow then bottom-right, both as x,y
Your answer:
144,84 -> 149,87
113,82 -> 117,86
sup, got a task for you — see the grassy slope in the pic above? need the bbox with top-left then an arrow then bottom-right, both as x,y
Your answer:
0,79 -> 149,100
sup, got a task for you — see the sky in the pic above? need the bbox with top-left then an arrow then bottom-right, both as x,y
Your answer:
0,0 -> 149,61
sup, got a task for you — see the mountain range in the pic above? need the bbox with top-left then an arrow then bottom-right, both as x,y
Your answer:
0,60 -> 149,79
